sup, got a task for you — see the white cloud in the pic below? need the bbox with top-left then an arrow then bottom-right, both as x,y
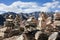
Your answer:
0,1 -> 42,13
58,5 -> 60,8
0,1 -> 60,14
55,10 -> 60,12
43,1 -> 60,12
43,1 -> 59,8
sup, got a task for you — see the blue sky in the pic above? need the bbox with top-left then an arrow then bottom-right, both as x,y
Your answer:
0,0 -> 53,5
0,0 -> 60,13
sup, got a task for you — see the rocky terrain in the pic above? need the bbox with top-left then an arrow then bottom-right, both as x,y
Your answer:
0,12 -> 60,40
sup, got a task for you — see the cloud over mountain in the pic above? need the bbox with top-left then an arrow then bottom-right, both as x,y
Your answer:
0,1 -> 60,14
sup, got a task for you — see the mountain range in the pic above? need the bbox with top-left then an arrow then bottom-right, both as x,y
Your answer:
0,11 -> 55,25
